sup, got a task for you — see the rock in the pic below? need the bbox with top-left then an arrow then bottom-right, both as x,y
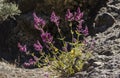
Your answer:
98,50 -> 114,56
0,73 -> 7,78
74,71 -> 88,78
95,13 -> 115,33
93,62 -> 104,67
0,19 -> 18,61
71,0 -> 120,78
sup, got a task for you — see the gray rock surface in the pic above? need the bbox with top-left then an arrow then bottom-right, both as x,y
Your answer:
72,0 -> 120,78
0,62 -> 57,78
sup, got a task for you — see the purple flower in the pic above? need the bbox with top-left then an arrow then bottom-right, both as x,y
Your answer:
82,26 -> 89,36
33,56 -> 39,62
65,9 -> 74,21
73,38 -> 77,43
50,11 -> 60,27
41,32 -> 53,43
77,20 -> 84,32
29,58 -> 36,65
33,40 -> 43,52
18,43 -> 27,52
33,12 -> 40,24
23,62 -> 30,67
33,12 -> 46,30
23,59 -> 36,67
74,7 -> 83,22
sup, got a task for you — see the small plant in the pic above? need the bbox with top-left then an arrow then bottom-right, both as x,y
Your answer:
18,7 -> 93,77
0,0 -> 20,21
51,42 -> 92,77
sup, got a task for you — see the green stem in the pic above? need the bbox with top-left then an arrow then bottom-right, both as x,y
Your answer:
69,22 -> 74,43
57,27 -> 65,47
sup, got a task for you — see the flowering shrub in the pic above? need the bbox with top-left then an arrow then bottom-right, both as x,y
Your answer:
18,7 -> 93,76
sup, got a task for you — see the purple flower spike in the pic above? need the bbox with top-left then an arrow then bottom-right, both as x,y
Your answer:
33,12 -> 46,30
33,40 -> 43,52
77,20 -> 84,32
82,26 -> 89,36
50,11 -> 60,27
18,43 -> 27,52
77,7 -> 81,14
41,32 -> 53,43
33,12 -> 40,24
74,7 -> 83,22
40,18 -> 46,27
65,9 -> 74,21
